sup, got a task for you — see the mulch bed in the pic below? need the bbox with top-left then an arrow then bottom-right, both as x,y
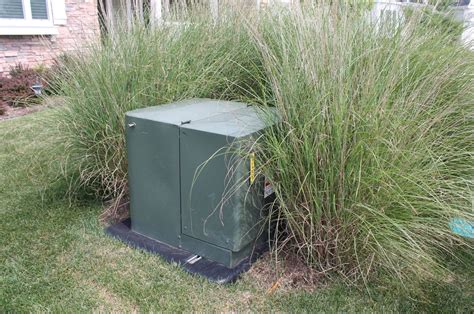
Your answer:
0,105 -> 46,121
247,251 -> 323,294
0,97 -> 64,121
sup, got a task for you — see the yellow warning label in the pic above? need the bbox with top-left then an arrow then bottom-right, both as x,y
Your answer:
250,152 -> 255,184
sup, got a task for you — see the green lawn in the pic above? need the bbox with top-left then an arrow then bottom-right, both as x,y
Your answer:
1,109 -> 472,312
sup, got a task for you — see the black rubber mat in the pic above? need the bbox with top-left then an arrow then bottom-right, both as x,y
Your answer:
105,219 -> 266,284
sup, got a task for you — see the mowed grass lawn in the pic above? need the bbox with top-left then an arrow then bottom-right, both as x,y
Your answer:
1,109 -> 472,312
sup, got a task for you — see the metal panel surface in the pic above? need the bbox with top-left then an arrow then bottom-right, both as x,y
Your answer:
180,234 -> 265,268
126,98 -> 247,125
181,106 -> 271,137
126,115 -> 182,246
180,107 -> 268,252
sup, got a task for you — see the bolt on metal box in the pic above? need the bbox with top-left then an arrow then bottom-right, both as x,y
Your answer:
125,99 -> 275,268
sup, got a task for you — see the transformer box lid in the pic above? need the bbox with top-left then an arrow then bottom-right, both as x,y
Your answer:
180,106 -> 274,139
125,98 -> 249,126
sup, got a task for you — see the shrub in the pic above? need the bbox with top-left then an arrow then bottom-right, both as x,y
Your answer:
249,5 -> 474,285
0,64 -> 46,108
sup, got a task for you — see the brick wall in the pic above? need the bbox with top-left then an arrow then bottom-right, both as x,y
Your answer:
0,0 -> 99,76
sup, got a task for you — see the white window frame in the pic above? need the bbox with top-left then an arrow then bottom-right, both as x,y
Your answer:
0,0 -> 58,35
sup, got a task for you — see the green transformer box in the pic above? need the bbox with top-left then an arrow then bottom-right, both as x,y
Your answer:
125,99 -> 274,268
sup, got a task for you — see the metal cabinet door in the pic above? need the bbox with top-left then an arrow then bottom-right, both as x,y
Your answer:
180,128 -> 263,252
126,116 -> 181,247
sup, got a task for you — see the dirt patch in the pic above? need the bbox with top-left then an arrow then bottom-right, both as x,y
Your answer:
0,105 -> 45,121
102,195 -> 130,224
0,96 -> 64,121
246,252 -> 324,294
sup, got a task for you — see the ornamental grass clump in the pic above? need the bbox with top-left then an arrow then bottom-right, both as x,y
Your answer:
52,1 -> 473,287
52,6 -> 262,216
248,5 -> 474,285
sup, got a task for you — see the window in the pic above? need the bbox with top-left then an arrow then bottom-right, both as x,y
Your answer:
0,0 -> 25,19
0,0 -> 49,20
31,0 -> 48,19
0,0 -> 66,35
